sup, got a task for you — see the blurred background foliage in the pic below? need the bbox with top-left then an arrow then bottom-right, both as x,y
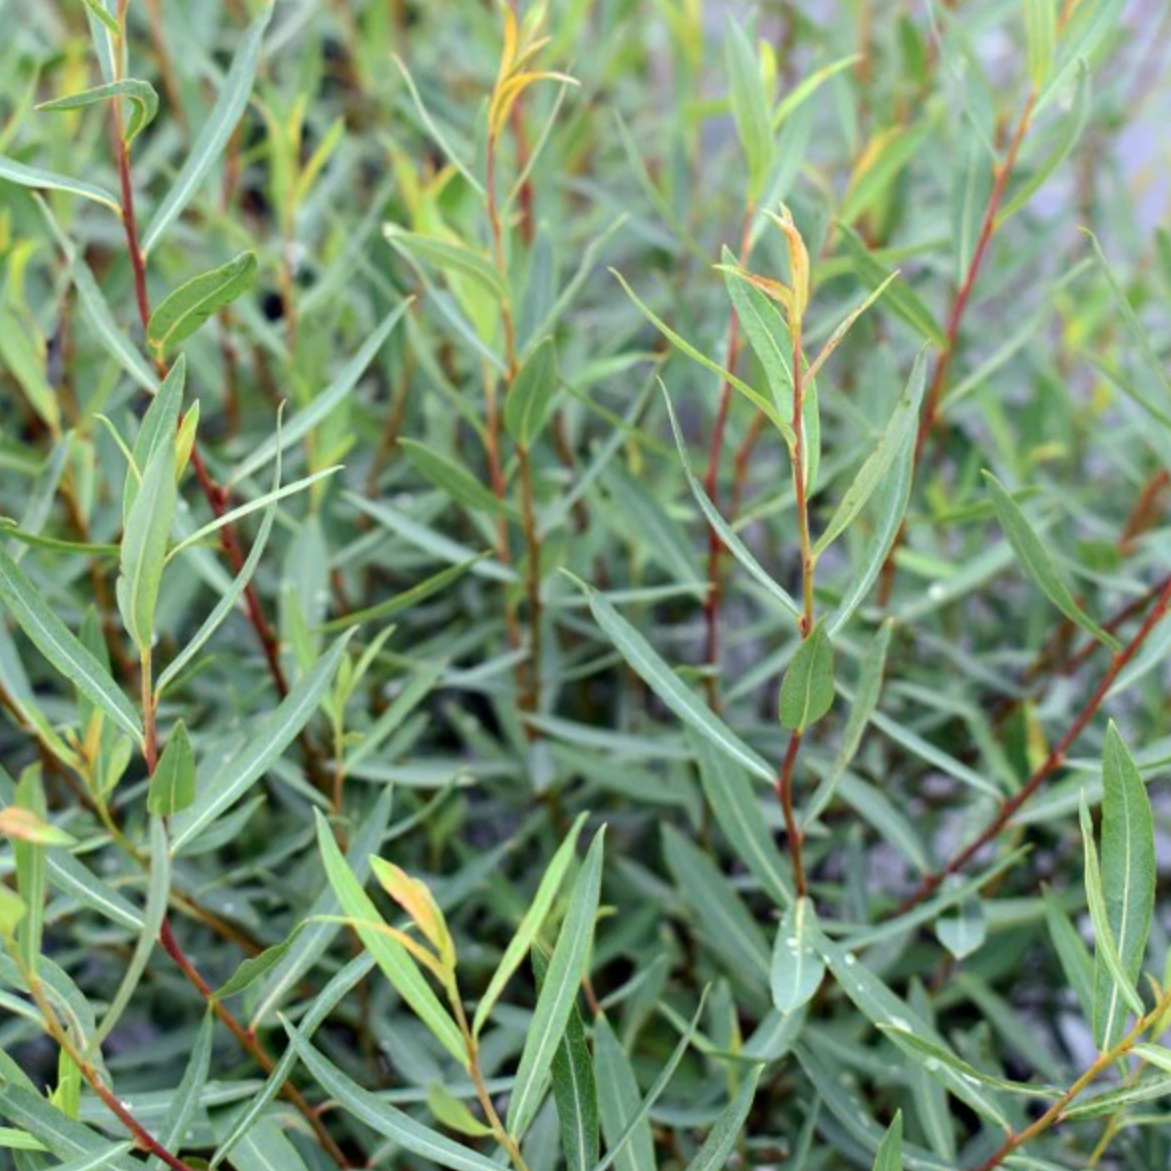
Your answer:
2,1 -> 1171,1169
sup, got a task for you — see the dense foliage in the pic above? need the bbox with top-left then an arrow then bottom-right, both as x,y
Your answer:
1,1 -> 1170,1169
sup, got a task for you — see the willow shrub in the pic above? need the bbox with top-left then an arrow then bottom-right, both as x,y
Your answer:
1,1 -> 1169,1169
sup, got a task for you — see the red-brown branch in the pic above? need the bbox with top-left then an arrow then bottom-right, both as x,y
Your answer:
896,571 -> 1171,914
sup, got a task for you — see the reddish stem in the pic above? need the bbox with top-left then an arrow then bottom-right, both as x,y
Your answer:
776,729 -> 807,897
701,207 -> 755,705
896,571 -> 1171,914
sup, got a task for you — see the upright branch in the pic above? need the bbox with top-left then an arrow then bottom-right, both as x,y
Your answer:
701,204 -> 755,707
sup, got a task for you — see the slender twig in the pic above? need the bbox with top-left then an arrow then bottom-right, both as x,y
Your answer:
970,987 -> 1171,1171
775,729 -> 807,897
158,918 -> 351,1168
448,981 -> 532,1171
17,948 -> 196,1171
897,571 -> 1171,914
701,205 -> 754,707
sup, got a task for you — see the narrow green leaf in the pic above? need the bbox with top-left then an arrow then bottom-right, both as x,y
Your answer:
148,1012 -> 213,1168
662,387 -> 800,620
725,20 -> 774,201
125,358 -> 186,522
611,270 -> 795,448
284,1022 -> 502,1171
147,722 -> 195,816
0,1085 -> 138,1170
813,349 -> 927,556
983,472 -> 1120,649
311,810 -> 465,1062
146,252 -> 258,358
170,635 -> 353,852
13,767 -> 47,971
37,79 -> 158,143
806,620 -> 892,824
773,55 -> 860,128
1079,792 -> 1145,1023
690,729 -> 792,908
384,226 -> 507,300
1044,888 -> 1095,1020
1062,1073 -> 1171,1120
472,812 -> 588,1037
594,1015 -> 654,1171
504,337 -> 559,447
0,154 -> 121,214
771,898 -> 825,1014
572,576 -> 772,783
116,440 -> 177,653
400,439 -> 517,518
872,1111 -> 902,1171
662,824 -> 770,992
838,225 -> 946,348
1024,0 -> 1057,88
682,1066 -> 762,1171
828,432 -> 914,635
999,62 -> 1089,225
535,949 -> 598,1171
231,1120 -> 311,1171
0,545 -> 140,742
779,622 -> 835,732
839,121 -> 932,226
91,818 -> 170,1052
216,924 -> 306,1001
141,5 -> 272,254
1084,229 -> 1171,409
507,827 -> 605,1138
880,1027 -> 1057,1098
593,993 -> 708,1171
428,1085 -> 493,1138
322,556 -> 481,632
212,955 -> 374,1166
1093,725 -> 1156,1048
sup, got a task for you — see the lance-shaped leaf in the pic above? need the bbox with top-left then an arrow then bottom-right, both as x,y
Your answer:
506,828 -> 605,1138
570,575 -> 773,783
0,545 -> 140,742
1092,725 -> 1156,1048
504,337 -> 559,447
1079,791 -> 1145,1027
683,1065 -> 762,1171
983,472 -> 1120,649
473,812 -> 588,1036
283,1024 -> 503,1171
312,810 -> 466,1062
872,1112 -> 902,1171
146,252 -> 258,359
400,439 -> 517,518
116,440 -> 177,654
384,226 -> 507,300
779,622 -> 835,732
534,949 -> 598,1171
813,349 -> 927,556
37,79 -> 158,143
611,269 -> 795,447
147,722 -> 195,817
771,897 -> 825,1014
838,225 -> 946,348
0,154 -> 121,214
125,358 -> 186,522
170,635 -> 353,852
725,19 -> 774,201
142,5 -> 272,254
